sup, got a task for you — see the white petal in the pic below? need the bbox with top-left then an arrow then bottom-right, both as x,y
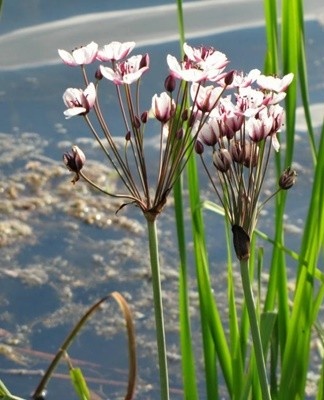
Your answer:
58,49 -> 77,66
100,65 -> 117,81
64,107 -> 86,119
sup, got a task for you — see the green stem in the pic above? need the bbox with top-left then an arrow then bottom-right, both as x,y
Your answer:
240,258 -> 271,400
145,213 -> 170,400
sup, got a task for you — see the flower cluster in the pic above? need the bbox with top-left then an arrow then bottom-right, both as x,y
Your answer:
193,68 -> 295,258
59,40 -> 295,237
60,41 -> 234,217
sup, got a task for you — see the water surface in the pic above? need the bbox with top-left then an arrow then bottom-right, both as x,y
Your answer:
0,1 -> 324,399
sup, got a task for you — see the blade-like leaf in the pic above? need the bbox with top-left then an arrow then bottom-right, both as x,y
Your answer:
69,367 -> 90,400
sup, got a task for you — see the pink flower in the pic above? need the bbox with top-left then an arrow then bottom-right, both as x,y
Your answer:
257,72 -> 294,92
100,54 -> 149,85
190,83 -> 223,112
236,87 -> 266,117
184,43 -> 229,82
63,82 -> 96,119
58,41 -> 98,66
97,41 -> 136,62
246,105 -> 284,151
167,54 -> 208,82
184,43 -> 228,69
167,43 -> 229,83
183,43 -> 216,63
267,104 -> 285,151
246,114 -> 273,143
216,98 -> 245,138
151,92 -> 176,123
220,69 -> 261,88
198,120 -> 219,146
268,104 -> 285,134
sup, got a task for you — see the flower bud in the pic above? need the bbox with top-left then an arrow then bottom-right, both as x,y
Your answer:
188,111 -> 197,128
279,167 -> 297,190
133,115 -> 141,129
213,148 -> 232,172
125,131 -> 131,141
195,139 -> 204,154
198,123 -> 217,146
224,70 -> 235,86
164,74 -> 176,92
63,145 -> 86,184
230,140 -> 245,164
95,67 -> 103,80
151,92 -> 175,123
243,142 -> 259,168
141,111 -> 148,123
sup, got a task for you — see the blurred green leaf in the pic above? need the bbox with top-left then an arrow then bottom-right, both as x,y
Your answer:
69,367 -> 90,400
0,380 -> 26,400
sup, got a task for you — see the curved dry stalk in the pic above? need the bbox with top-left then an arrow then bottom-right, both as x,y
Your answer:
32,291 -> 137,400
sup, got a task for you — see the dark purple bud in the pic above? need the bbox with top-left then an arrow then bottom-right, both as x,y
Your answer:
133,115 -> 141,129
95,67 -> 103,80
195,139 -> 204,154
141,111 -> 148,124
188,111 -> 197,128
224,70 -> 235,86
125,131 -> 131,141
164,74 -> 176,92
279,167 -> 297,190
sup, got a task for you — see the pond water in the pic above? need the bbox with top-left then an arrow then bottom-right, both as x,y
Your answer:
0,1 -> 324,399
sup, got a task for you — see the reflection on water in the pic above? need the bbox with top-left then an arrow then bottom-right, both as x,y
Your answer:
0,1 -> 324,398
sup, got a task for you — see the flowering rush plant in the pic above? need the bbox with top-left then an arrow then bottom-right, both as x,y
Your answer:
59,40 -> 294,399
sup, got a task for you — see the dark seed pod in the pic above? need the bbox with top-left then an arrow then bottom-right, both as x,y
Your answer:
232,224 -> 250,260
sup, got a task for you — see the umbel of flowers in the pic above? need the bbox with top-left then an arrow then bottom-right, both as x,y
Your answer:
60,41 -> 232,218
194,68 -> 295,259
59,40 -> 294,399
